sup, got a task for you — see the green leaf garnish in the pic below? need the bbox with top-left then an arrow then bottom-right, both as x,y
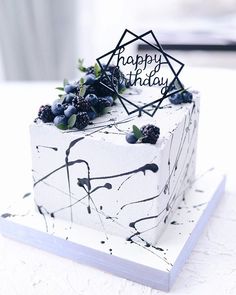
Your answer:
67,114 -> 77,129
132,125 -> 143,139
55,87 -> 64,91
63,79 -> 69,87
79,85 -> 86,97
79,77 -> 85,86
94,63 -> 101,78
119,87 -> 127,94
77,59 -> 87,72
56,124 -> 68,130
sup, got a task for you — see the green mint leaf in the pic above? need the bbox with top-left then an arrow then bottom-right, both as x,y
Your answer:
68,114 -> 77,129
56,123 -> 68,130
55,87 -> 64,91
77,59 -> 87,72
79,77 -> 85,86
79,85 -> 86,97
94,63 -> 101,78
63,79 -> 69,87
132,125 -> 143,139
119,87 -> 127,94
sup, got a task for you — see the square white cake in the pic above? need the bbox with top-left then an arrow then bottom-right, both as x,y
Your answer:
30,87 -> 200,245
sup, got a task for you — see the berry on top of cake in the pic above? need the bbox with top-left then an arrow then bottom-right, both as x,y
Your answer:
35,60 -> 129,131
35,59 -> 193,148
125,124 -> 160,145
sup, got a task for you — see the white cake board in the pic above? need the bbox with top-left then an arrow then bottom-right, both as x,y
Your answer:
0,169 -> 225,292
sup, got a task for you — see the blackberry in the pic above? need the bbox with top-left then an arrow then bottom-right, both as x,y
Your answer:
38,105 -> 55,123
72,96 -> 91,112
98,97 -> 111,107
94,97 -> 111,113
140,124 -> 160,144
75,112 -> 90,130
94,73 -> 118,96
108,65 -> 126,83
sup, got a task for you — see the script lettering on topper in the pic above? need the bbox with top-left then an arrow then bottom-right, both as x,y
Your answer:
113,46 -> 169,94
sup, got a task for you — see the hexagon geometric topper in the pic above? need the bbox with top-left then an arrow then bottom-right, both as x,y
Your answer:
96,29 -> 185,117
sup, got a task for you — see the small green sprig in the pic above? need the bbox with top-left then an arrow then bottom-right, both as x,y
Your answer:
63,78 -> 69,87
132,125 -> 143,140
94,63 -> 101,77
77,59 -> 87,72
67,114 -> 77,129
79,77 -> 86,96
55,86 -> 64,91
77,58 -> 101,78
55,78 -> 69,93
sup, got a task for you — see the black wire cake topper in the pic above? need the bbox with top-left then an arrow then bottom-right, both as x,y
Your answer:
96,29 -> 185,117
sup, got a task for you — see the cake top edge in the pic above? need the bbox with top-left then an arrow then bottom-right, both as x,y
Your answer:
31,89 -> 199,149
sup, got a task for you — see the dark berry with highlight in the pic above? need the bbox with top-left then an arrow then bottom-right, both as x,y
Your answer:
38,105 -> 55,123
140,124 -> 160,144
75,112 -> 90,130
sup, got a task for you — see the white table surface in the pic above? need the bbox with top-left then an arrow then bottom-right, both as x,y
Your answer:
0,66 -> 236,294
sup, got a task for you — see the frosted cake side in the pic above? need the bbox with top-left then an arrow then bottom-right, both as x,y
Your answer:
30,89 -> 200,245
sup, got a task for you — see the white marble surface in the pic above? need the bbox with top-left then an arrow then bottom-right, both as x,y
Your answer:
0,67 -> 236,294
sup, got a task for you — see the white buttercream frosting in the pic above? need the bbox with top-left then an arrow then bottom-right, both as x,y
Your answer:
30,88 -> 200,245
